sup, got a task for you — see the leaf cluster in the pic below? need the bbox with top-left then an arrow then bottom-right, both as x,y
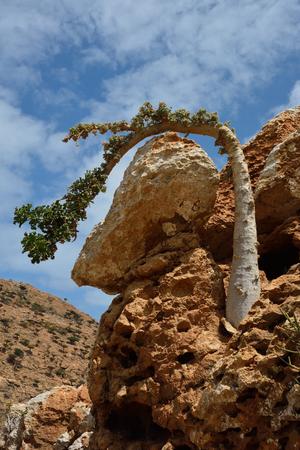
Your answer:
14,167 -> 107,263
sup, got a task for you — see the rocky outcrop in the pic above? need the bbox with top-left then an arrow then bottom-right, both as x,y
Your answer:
190,271 -> 300,450
0,385 -> 93,450
88,247 -> 227,449
88,266 -> 300,450
4,109 -> 300,449
202,106 -> 300,260
72,132 -> 219,294
255,130 -> 300,233
85,109 -> 300,449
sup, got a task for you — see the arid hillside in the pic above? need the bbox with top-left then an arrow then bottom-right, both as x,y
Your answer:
0,279 -> 98,424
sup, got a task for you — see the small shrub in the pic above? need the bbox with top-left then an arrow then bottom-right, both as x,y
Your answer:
64,310 -> 83,324
31,302 -> 47,314
44,321 -> 67,335
0,318 -> 11,328
55,367 -> 66,377
14,348 -> 24,357
20,339 -> 30,347
68,334 -> 80,345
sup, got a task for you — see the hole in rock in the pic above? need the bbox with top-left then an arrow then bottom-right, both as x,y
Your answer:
253,341 -> 268,356
182,405 -> 191,414
215,372 -> 224,383
105,402 -> 170,442
125,366 -> 155,386
171,279 -> 194,298
156,311 -> 165,321
120,330 -> 133,339
259,243 -> 299,280
177,352 -> 195,364
117,345 -> 138,368
269,368 -> 286,382
236,388 -> 256,403
275,397 -> 289,409
226,405 -> 239,418
174,446 -> 192,450
267,315 -> 286,331
177,320 -> 191,332
244,427 -> 257,437
278,436 -> 289,449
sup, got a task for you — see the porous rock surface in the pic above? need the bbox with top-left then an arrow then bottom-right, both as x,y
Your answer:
88,246 -> 227,449
202,106 -> 300,260
88,267 -> 300,450
0,385 -> 93,450
85,109 -> 300,449
72,132 -> 219,294
255,130 -> 300,233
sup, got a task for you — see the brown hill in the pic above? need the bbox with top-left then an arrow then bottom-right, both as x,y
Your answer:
0,278 -> 98,424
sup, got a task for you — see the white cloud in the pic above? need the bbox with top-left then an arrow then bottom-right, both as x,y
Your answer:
287,80 -> 300,107
1,0 -> 300,109
81,48 -> 112,67
269,80 -> 300,117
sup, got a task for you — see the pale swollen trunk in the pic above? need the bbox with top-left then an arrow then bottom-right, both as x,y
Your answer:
92,121 -> 260,327
223,128 -> 260,327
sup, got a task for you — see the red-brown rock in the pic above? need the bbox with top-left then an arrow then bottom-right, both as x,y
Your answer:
202,106 -> 300,260
0,385 -> 93,450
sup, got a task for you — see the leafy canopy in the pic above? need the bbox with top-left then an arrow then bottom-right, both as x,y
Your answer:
14,102 -> 232,263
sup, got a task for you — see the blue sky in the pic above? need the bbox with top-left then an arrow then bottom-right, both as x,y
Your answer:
0,0 -> 300,320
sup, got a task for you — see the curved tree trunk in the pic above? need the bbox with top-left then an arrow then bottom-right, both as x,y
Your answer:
19,109 -> 261,326
105,124 -> 260,327
219,127 -> 260,327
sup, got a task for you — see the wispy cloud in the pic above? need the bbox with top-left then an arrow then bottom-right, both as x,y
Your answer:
268,80 -> 300,117
1,0 -> 300,108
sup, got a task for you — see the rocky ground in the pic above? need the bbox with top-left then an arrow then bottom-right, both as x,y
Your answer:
1,384 -> 93,450
0,279 -> 98,426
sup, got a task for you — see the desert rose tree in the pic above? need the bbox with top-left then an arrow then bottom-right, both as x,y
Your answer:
14,102 -> 260,327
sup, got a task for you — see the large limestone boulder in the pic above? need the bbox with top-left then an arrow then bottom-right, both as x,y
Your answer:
72,132 -> 219,293
255,130 -> 300,233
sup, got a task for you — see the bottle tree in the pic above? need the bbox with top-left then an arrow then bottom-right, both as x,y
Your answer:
14,102 -> 260,327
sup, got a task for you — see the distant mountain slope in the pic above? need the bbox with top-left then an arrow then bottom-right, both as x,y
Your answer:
0,279 -> 98,424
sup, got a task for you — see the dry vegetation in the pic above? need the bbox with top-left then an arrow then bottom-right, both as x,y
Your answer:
0,279 -> 98,424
